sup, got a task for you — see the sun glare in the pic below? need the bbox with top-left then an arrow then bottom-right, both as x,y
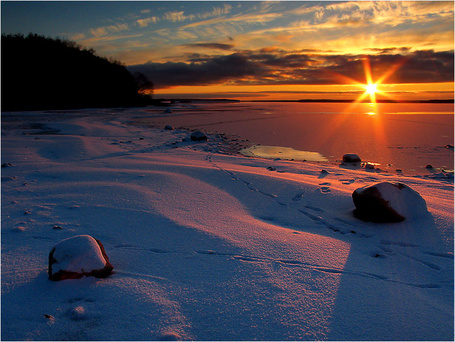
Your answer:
364,82 -> 379,103
365,83 -> 377,95
331,56 -> 403,106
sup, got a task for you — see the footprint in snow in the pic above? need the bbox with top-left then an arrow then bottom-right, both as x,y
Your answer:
67,297 -> 95,304
319,182 -> 332,193
304,205 -> 324,213
370,251 -> 389,259
291,192 -> 304,202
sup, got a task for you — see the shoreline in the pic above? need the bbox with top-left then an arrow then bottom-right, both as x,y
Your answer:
3,105 -> 454,177
149,98 -> 455,105
125,102 -> 454,175
130,117 -> 453,178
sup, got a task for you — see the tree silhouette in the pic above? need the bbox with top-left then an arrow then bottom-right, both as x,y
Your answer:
2,33 -> 152,111
133,72 -> 154,95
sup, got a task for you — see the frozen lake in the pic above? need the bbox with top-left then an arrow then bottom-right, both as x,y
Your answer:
135,101 -> 454,174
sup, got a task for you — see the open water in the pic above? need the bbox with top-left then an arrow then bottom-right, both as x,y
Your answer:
140,101 -> 454,174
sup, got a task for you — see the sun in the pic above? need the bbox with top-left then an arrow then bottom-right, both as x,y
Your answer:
364,82 -> 379,103
365,83 -> 377,95
330,56 -> 405,105
361,82 -> 378,103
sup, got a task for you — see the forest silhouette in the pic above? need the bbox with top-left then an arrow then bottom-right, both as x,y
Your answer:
2,33 -> 153,111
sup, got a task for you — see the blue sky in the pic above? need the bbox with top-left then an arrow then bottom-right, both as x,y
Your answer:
2,1 -> 454,100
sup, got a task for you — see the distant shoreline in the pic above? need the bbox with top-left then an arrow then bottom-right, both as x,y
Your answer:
3,98 -> 453,112
151,98 -> 454,105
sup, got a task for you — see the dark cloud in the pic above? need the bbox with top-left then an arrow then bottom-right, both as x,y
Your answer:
128,53 -> 265,88
183,43 -> 234,50
387,50 -> 454,83
365,47 -> 412,54
128,49 -> 454,89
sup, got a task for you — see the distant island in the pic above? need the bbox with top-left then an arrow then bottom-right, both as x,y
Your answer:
150,98 -> 453,104
150,99 -> 241,105
297,99 -> 454,104
2,33 -> 153,111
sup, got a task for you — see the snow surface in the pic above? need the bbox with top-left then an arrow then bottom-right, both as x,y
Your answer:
1,108 -> 454,341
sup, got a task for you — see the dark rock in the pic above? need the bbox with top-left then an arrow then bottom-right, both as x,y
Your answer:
48,235 -> 113,281
342,153 -> 361,163
352,182 -> 428,223
164,125 -> 174,130
425,164 -> 433,169
190,131 -> 207,141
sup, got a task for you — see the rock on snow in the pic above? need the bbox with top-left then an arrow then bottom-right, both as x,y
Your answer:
342,153 -> 361,163
190,131 -> 208,141
48,235 -> 114,281
352,182 -> 429,222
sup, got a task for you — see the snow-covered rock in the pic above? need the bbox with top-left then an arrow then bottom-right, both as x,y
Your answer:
352,182 -> 429,222
48,235 -> 113,281
342,153 -> 361,163
364,162 -> 376,170
190,131 -> 207,141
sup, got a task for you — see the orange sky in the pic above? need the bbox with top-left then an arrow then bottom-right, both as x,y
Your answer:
153,82 -> 455,101
3,1 -> 454,101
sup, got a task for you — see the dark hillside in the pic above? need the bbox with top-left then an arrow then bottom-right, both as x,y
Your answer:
2,33 -> 149,111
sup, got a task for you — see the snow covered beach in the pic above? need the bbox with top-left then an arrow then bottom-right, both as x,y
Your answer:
1,107 -> 454,340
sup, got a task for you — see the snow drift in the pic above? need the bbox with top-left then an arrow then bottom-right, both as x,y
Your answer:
1,107 -> 453,341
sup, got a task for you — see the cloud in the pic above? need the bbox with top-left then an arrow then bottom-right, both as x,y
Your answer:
183,43 -> 234,51
155,28 -> 198,40
137,16 -> 159,28
69,33 -> 86,41
291,1 -> 414,28
163,11 -> 195,23
365,47 -> 412,54
89,23 -> 129,38
179,7 -> 283,32
128,53 -> 265,88
198,4 -> 232,19
127,49 -> 454,89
